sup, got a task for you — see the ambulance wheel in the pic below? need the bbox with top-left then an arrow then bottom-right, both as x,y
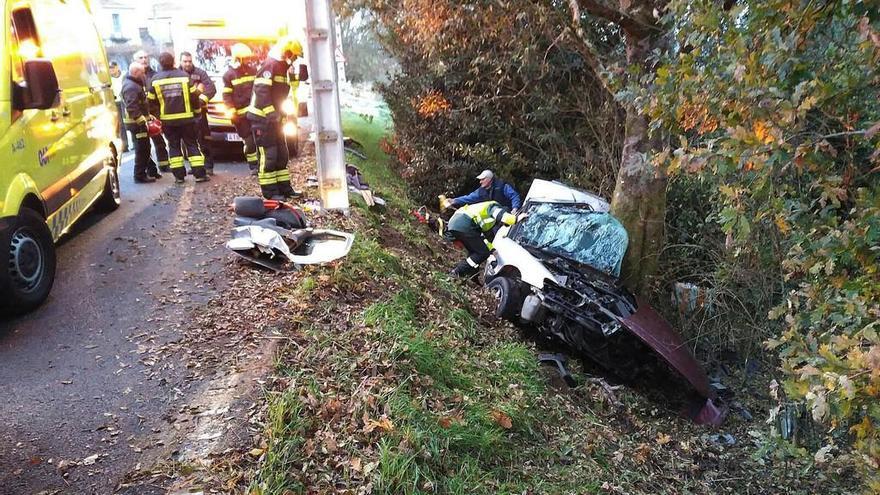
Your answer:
96,162 -> 121,212
0,208 -> 57,315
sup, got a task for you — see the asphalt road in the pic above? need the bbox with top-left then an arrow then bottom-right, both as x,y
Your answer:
0,151 -> 250,494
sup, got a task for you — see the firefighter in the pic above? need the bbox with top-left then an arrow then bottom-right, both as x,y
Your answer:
147,52 -> 209,183
121,62 -> 158,183
133,50 -> 170,173
222,43 -> 259,176
247,37 -> 302,199
444,201 -> 519,277
180,51 -> 217,175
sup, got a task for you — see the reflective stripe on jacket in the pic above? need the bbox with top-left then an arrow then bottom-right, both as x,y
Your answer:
184,66 -> 216,107
247,57 -> 290,123
121,75 -> 149,125
449,201 -> 517,234
222,65 -> 256,113
147,69 -> 200,124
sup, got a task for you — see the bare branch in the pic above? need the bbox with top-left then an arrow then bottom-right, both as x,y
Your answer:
565,1 -> 612,93
574,0 -> 657,39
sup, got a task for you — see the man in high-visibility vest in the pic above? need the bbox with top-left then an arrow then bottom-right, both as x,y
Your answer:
247,37 -> 303,199
223,43 -> 259,175
180,51 -> 217,175
147,52 -> 209,183
121,62 -> 160,183
445,201 -> 518,277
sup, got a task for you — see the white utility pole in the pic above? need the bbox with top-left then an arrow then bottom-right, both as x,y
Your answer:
304,0 -> 348,211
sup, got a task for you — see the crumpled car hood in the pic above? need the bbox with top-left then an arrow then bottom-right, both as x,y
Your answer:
621,298 -> 714,399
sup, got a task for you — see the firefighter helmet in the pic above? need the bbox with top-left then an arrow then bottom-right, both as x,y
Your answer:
276,36 -> 304,59
230,43 -> 254,60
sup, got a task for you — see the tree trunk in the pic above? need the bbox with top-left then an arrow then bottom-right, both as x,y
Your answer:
609,34 -> 667,294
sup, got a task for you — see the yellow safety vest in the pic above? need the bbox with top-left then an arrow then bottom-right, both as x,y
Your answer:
460,201 -> 516,232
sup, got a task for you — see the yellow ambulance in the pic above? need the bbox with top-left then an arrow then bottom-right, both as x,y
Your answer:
0,0 -> 121,314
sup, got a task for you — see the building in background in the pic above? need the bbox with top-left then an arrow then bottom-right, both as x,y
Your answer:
91,0 -> 183,69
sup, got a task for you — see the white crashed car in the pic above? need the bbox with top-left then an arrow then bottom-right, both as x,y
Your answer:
483,180 -> 719,417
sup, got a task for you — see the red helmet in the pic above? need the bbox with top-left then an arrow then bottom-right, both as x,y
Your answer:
146,119 -> 162,137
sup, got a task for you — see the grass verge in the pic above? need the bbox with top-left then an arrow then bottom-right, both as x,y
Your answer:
247,112 -> 860,495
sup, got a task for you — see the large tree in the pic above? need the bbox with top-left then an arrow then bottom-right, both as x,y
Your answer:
565,0 -> 670,292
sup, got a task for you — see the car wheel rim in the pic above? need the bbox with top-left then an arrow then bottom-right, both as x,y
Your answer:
110,169 -> 121,202
490,285 -> 503,304
9,229 -> 44,293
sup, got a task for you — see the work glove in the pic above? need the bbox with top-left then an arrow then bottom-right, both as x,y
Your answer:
440,197 -> 454,210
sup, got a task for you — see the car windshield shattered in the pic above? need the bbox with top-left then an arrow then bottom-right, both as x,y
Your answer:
516,203 -> 628,277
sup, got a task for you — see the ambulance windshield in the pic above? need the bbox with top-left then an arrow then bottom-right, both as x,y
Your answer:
194,39 -> 272,74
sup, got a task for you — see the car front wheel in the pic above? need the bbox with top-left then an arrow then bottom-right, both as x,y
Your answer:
486,276 -> 524,322
0,208 -> 57,315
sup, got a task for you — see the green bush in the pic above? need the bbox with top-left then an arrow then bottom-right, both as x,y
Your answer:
342,0 -> 624,204
649,1 -> 880,486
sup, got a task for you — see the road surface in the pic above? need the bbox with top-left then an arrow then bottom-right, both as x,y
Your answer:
0,152 -> 252,494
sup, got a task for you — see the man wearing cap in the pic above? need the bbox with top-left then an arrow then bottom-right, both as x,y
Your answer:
444,170 -> 522,212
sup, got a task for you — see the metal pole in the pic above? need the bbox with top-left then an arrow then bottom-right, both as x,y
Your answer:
304,0 -> 349,211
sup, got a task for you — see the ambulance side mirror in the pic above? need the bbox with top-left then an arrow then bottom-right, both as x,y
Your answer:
19,59 -> 60,110
297,64 -> 309,82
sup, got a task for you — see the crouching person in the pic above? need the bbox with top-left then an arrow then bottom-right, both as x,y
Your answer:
445,201 -> 517,278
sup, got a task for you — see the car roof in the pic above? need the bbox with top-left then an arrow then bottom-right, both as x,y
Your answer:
523,179 -> 610,212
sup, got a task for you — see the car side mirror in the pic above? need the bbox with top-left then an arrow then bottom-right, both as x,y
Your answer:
18,59 -> 60,110
297,64 -> 309,82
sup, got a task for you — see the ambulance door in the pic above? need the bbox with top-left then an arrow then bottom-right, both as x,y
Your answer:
29,0 -> 97,204
7,3 -> 71,220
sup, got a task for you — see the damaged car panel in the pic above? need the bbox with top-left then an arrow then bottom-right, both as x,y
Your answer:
226,196 -> 355,271
486,180 -> 717,406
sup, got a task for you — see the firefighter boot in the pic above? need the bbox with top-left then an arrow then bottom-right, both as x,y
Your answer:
450,259 -> 480,278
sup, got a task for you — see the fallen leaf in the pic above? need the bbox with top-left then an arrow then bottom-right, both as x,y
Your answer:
438,416 -> 452,429
633,443 -> 651,464
322,434 -> 338,453
365,416 -> 394,433
656,433 -> 672,445
350,456 -> 362,472
249,448 -> 264,457
490,410 -> 512,429
81,454 -> 99,466
57,459 -> 77,472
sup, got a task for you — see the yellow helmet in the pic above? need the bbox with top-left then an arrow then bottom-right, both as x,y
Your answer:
230,43 -> 253,60
276,37 -> 303,59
